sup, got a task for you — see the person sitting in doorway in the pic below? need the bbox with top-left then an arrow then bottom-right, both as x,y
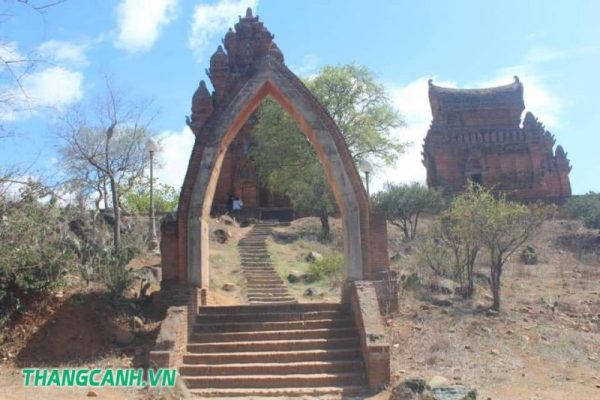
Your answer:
232,196 -> 244,211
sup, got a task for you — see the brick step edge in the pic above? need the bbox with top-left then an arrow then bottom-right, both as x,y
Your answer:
182,372 -> 365,389
179,360 -> 362,375
187,385 -> 366,398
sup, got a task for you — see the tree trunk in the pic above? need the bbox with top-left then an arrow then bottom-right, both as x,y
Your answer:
401,220 -> 410,242
109,175 -> 120,251
319,209 -> 330,242
410,213 -> 420,240
490,262 -> 502,311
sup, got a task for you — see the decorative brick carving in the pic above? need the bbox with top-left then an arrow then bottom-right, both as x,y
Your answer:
423,77 -> 571,202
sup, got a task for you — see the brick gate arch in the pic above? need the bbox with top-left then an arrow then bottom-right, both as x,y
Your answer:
159,9 -> 389,298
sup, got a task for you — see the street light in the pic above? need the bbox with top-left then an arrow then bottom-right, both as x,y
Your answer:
358,159 -> 373,198
146,139 -> 159,250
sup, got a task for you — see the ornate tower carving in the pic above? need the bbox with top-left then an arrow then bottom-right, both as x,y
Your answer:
423,77 -> 571,201
187,7 -> 283,133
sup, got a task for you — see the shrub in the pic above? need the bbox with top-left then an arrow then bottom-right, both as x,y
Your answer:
308,252 -> 344,281
564,193 -> 600,229
0,189 -> 76,324
520,245 -> 538,265
374,182 -> 445,241
416,228 -> 454,278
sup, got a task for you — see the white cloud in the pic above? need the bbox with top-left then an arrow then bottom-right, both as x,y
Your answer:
1,66 -> 83,121
189,0 -> 258,62
37,40 -> 88,66
22,66 -> 83,109
524,46 -> 565,64
371,77 -> 456,192
292,54 -> 320,78
0,41 -> 24,67
478,68 -> 562,129
115,0 -> 178,52
155,125 -> 195,189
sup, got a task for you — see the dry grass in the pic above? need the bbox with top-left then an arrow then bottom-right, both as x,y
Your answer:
387,218 -> 600,400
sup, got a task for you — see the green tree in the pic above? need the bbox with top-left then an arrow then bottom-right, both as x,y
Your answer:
454,184 -> 548,311
373,182 -> 445,241
564,192 -> 600,229
0,181 -> 75,325
437,191 -> 482,297
252,64 -> 404,239
122,179 -> 178,214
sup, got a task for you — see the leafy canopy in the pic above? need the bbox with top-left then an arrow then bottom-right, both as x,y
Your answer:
251,64 -> 404,237
564,192 -> 600,229
373,182 -> 445,240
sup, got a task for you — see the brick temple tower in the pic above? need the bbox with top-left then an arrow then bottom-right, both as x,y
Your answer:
422,77 -> 571,202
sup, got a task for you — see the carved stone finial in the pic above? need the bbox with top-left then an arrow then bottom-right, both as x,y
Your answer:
514,75 -> 520,83
190,79 -> 213,131
268,42 -> 284,63
210,45 -> 228,70
428,78 -> 433,86
246,7 -> 253,18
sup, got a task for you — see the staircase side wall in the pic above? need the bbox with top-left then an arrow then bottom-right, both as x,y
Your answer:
149,287 -> 201,368
349,281 -> 391,391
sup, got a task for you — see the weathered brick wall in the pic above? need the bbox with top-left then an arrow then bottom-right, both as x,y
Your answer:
369,212 -> 389,275
349,281 -> 390,392
160,220 -> 179,282
149,286 -> 201,369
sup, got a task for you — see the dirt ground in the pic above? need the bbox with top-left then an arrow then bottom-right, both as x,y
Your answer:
386,218 -> 600,400
0,217 -> 598,399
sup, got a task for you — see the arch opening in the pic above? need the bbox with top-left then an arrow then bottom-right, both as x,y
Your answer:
186,77 -> 368,292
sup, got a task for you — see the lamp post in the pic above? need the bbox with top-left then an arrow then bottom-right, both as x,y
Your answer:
358,159 -> 373,198
146,139 -> 158,250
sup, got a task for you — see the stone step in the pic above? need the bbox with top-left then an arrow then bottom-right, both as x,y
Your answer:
240,256 -> 272,261
246,289 -> 289,295
245,283 -> 288,288
180,360 -> 362,376
244,279 -> 285,285
246,299 -> 297,304
183,348 -> 362,364
246,286 -> 288,292
196,310 -> 349,323
245,290 -> 289,296
193,318 -> 355,333
187,385 -> 366,398
245,293 -> 291,298
187,337 -> 360,353
198,303 -> 344,313
246,296 -> 296,302
183,372 -> 364,389
242,264 -> 273,268
243,273 -> 280,278
191,327 -> 358,343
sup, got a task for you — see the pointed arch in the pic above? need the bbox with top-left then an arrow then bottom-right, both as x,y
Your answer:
171,57 -> 386,294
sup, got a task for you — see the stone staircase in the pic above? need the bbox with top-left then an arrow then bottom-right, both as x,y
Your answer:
180,303 -> 368,398
238,222 -> 296,304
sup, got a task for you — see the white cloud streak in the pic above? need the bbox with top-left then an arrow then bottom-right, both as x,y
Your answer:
115,0 -> 178,52
155,125 -> 195,189
37,40 -> 89,66
188,0 -> 258,62
371,77 -> 456,192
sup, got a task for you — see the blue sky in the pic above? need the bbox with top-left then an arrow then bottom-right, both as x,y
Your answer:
2,0 -> 599,194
